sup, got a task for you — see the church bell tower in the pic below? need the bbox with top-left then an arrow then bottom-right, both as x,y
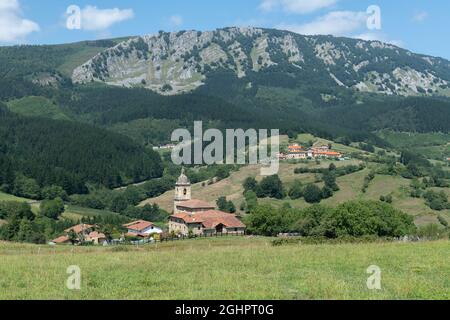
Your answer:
174,168 -> 191,213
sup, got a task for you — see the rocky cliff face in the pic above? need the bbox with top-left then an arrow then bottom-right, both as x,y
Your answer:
73,27 -> 450,96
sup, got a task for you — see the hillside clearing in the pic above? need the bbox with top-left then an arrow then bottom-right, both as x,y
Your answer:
6,96 -> 71,121
0,192 -> 31,203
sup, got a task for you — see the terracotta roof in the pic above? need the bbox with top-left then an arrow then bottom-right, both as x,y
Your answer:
288,145 -> 304,153
64,224 -> 94,234
176,199 -> 215,209
313,150 -> 342,156
171,210 -> 246,229
52,236 -> 70,243
171,213 -> 203,224
87,231 -> 106,239
123,220 -> 154,232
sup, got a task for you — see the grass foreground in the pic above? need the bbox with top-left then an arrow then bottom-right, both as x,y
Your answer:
0,237 -> 448,300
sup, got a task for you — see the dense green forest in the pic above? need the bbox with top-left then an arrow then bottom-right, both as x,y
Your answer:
0,105 -> 163,197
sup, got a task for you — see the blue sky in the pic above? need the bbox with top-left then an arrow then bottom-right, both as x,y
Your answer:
1,0 -> 449,59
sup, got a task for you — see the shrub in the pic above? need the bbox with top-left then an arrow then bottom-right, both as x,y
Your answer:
303,184 -> 322,203
288,180 -> 303,200
423,190 -> 449,211
256,175 -> 285,199
417,224 -> 445,240
437,215 -> 448,228
40,198 -> 65,220
321,201 -> 416,238
216,197 -> 236,213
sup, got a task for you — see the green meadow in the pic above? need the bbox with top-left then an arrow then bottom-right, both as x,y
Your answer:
0,238 -> 448,300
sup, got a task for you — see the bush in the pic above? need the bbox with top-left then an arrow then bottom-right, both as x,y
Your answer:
0,202 -> 34,221
417,224 -> 446,240
321,186 -> 333,199
288,180 -> 303,200
216,197 -> 236,213
380,195 -> 393,204
244,191 -> 258,213
41,185 -> 68,201
321,201 -> 416,238
256,175 -> 285,199
243,177 -> 258,193
437,216 -> 448,228
423,190 -> 449,211
303,184 -> 322,204
40,198 -> 65,219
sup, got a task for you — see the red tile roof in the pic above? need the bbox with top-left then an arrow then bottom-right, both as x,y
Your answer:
123,220 -> 154,232
87,231 -> 106,239
313,150 -> 342,157
176,199 -> 215,209
171,210 -> 246,229
64,224 -> 94,234
52,236 -> 70,244
288,144 -> 304,153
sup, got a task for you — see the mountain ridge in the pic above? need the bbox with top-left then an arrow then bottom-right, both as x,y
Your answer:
72,27 -> 450,97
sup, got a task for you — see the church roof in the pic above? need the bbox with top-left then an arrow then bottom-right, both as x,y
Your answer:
171,210 -> 246,229
176,199 -> 215,209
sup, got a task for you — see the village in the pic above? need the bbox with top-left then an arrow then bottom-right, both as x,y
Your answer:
277,143 -> 344,161
50,143 -> 347,246
50,169 -> 246,246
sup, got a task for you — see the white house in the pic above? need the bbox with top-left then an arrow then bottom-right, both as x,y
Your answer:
123,220 -> 163,237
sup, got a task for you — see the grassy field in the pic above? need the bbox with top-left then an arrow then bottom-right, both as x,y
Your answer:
62,205 -> 119,221
0,237 -> 448,300
377,131 -> 450,160
6,96 -> 71,121
0,192 -> 31,203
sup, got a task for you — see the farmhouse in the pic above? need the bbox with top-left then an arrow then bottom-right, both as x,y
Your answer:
65,223 -> 94,234
123,220 -> 163,237
52,223 -> 107,245
85,231 -> 107,245
169,169 -> 246,236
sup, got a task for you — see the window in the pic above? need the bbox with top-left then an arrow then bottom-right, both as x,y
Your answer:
183,188 -> 187,195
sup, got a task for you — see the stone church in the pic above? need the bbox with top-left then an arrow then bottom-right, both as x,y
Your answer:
169,169 -> 246,236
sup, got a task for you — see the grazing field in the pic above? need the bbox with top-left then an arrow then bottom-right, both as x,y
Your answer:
141,160 -> 363,213
6,96 -> 71,121
377,131 -> 450,160
141,159 -> 448,225
62,205 -> 119,221
0,192 -> 32,203
0,238 -> 448,300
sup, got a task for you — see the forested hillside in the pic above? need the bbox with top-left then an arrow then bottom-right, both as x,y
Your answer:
0,28 -> 449,202
0,105 -> 163,197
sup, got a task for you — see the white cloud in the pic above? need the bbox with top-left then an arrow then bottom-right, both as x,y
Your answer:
413,11 -> 428,23
276,10 -> 404,48
354,32 -> 404,47
277,11 -> 367,36
169,15 -> 183,27
260,0 -> 338,14
80,6 -> 134,31
0,0 -> 39,42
